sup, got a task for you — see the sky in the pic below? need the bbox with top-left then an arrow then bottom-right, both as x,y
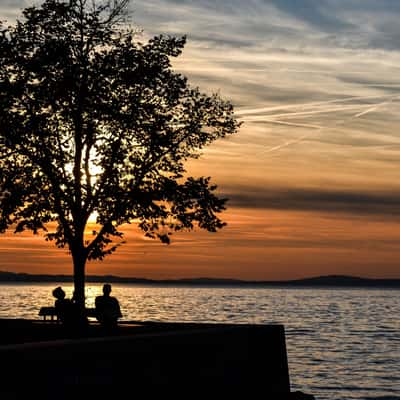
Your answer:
1,0 -> 400,279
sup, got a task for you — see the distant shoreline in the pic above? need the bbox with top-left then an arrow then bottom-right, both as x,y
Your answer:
0,271 -> 399,288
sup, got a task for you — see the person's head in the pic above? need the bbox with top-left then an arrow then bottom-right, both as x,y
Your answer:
52,286 -> 65,300
103,284 -> 112,296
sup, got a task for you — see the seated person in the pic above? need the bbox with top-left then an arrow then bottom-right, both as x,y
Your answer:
52,286 -> 75,325
95,284 -> 122,327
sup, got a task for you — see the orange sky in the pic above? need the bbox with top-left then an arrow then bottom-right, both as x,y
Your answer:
1,1 -> 400,279
1,206 -> 399,279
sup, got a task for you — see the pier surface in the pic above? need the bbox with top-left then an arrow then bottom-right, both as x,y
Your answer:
0,319 -> 314,399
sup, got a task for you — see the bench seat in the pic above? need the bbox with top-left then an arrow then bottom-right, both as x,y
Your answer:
39,306 -> 97,321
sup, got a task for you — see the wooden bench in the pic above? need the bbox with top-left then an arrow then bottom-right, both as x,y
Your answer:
39,306 -> 97,321
38,307 -> 58,321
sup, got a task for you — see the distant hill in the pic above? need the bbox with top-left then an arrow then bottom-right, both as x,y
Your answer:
278,275 -> 400,287
0,271 -> 399,288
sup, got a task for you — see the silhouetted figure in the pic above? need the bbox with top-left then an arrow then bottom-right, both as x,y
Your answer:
71,290 -> 89,327
95,284 -> 122,328
52,286 -> 75,326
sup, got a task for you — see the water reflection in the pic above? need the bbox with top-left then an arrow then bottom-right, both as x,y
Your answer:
0,283 -> 399,400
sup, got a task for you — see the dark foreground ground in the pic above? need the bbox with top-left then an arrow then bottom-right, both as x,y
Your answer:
0,319 -> 314,399
0,318 -> 211,345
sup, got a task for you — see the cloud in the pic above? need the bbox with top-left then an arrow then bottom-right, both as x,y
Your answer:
0,1 -> 32,21
130,0 -> 400,55
223,186 -> 400,217
267,0 -> 354,33
3,0 -> 395,188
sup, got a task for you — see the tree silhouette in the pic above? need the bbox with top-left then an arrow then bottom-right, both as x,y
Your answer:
0,0 -> 239,308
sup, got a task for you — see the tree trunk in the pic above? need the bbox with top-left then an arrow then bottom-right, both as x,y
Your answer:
72,249 -> 86,309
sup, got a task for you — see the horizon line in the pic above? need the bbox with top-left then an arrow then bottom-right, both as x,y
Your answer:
1,270 -> 399,285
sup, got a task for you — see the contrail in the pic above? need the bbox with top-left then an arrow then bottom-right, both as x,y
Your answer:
235,93 -> 395,116
354,106 -> 381,118
240,104 -> 376,121
354,95 -> 400,118
259,133 -> 313,155
240,119 -> 323,130
257,93 -> 400,155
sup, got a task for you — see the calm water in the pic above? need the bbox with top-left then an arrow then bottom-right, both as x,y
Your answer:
0,283 -> 399,400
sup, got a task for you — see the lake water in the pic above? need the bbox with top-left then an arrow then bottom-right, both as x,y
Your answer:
0,283 -> 399,400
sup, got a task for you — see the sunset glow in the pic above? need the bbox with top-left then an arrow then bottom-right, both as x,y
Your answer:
1,0 -> 399,279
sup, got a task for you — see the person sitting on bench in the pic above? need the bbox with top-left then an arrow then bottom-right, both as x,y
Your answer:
95,284 -> 122,328
52,286 -> 75,325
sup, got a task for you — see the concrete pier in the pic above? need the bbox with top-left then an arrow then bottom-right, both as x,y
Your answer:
0,319 -> 308,398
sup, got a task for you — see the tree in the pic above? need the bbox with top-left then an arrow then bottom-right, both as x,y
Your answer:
0,0 -> 239,308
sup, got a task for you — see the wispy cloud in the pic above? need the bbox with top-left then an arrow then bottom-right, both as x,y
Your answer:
236,94 -> 400,154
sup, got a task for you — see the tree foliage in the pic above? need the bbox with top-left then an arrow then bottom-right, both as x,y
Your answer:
0,0 -> 239,302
